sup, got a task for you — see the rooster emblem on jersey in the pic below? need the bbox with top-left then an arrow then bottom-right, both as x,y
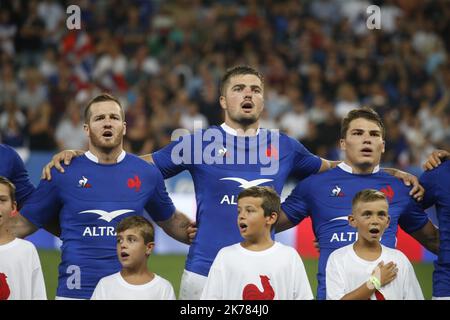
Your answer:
242,275 -> 275,300
0,272 -> 11,300
380,185 -> 394,203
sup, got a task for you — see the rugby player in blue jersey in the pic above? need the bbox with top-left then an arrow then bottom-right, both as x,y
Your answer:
41,67 -> 422,299
420,150 -> 450,299
12,94 -> 194,299
0,144 -> 34,207
277,107 -> 439,299
1,144 -> 59,236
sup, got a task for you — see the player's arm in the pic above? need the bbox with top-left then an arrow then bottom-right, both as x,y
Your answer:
139,153 -> 154,164
9,146 -> 35,208
410,220 -> 439,254
275,179 -> 310,233
318,159 -> 340,173
423,149 -> 450,170
12,211 -> 61,238
14,177 -> 63,238
41,149 -> 85,180
340,261 -> 398,300
10,212 -> 38,238
382,168 -> 424,201
275,210 -> 296,233
156,210 -> 196,245
400,197 -> 439,254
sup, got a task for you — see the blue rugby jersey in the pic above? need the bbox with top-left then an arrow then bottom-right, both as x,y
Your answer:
0,144 -> 35,206
20,151 -> 175,299
152,124 -> 322,277
420,161 -> 450,298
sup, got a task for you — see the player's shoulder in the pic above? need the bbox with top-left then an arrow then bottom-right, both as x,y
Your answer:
125,153 -> 162,173
0,143 -> 17,155
421,161 -> 450,180
297,165 -> 338,185
277,132 -> 303,148
125,153 -> 155,166
47,155 -> 88,180
376,169 -> 404,183
0,144 -> 21,164
376,170 -> 411,192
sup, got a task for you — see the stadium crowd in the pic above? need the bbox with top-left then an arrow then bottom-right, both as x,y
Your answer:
0,0 -> 449,175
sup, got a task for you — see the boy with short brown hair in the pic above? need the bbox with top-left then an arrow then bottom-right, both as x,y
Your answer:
0,176 -> 46,300
201,186 -> 313,300
91,216 -> 175,300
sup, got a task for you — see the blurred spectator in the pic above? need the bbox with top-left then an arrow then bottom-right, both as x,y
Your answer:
123,93 -> 154,155
126,45 -> 160,86
0,63 -> 18,106
334,83 -> 359,119
0,99 -> 28,152
16,68 -> 48,113
0,10 -> 17,57
16,0 -> 45,66
93,41 -> 128,92
116,6 -> 146,56
280,101 -> 309,140
27,101 -> 56,151
55,102 -> 87,151
37,0 -> 65,47
3,0 -> 449,170
39,48 -> 59,84
259,109 -> 277,130
180,102 -> 209,132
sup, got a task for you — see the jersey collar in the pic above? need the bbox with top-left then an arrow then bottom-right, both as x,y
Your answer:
221,123 -> 260,136
85,150 -> 126,163
338,162 -> 380,174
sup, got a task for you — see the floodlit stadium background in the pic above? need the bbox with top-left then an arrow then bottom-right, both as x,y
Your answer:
2,0 -> 448,298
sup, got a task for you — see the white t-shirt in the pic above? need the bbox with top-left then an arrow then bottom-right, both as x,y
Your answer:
201,242 -> 313,300
326,244 -> 424,300
0,238 -> 47,300
91,272 -> 176,300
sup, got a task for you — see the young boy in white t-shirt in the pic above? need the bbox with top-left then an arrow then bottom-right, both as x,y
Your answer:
91,216 -> 175,300
201,186 -> 313,300
326,189 -> 424,300
0,176 -> 46,300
